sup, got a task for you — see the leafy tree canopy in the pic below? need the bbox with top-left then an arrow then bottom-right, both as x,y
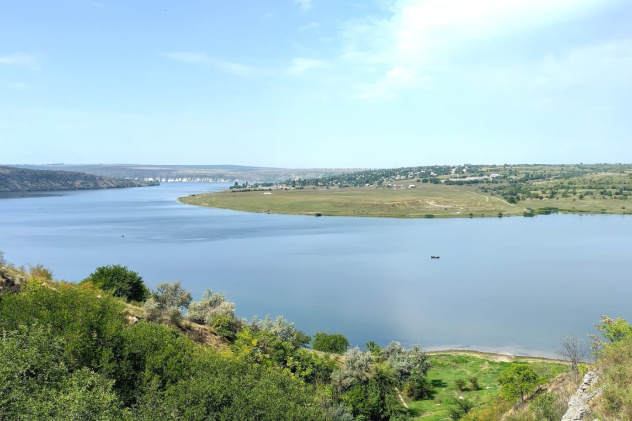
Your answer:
312,331 -> 349,354
498,364 -> 542,403
81,264 -> 149,302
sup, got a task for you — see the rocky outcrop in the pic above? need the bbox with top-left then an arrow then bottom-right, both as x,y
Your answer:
561,370 -> 602,421
0,268 -> 26,294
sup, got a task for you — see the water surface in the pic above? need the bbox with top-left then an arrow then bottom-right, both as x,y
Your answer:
1,183 -> 630,357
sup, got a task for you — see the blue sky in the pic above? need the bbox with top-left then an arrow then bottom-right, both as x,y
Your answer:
1,0 -> 631,168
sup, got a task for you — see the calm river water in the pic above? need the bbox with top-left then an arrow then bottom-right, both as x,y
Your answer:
1,183 -> 630,357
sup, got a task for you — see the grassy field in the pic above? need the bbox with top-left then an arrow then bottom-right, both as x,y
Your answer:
178,182 -> 632,218
408,352 -> 569,420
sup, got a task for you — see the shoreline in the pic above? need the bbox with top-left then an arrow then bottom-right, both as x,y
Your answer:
178,194 -> 630,219
178,185 -> 632,219
425,349 -> 569,364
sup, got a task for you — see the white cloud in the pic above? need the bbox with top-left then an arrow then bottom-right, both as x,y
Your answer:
533,39 -> 632,89
0,53 -> 39,69
294,0 -> 311,11
288,58 -> 326,74
339,0 -> 608,99
355,68 -> 433,100
161,52 -> 261,76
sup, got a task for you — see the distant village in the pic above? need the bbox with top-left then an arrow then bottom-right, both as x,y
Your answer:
228,165 -> 505,192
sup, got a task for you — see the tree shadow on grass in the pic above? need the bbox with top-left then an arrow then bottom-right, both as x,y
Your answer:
431,379 -> 448,388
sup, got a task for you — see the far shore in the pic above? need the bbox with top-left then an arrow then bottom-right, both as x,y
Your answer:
178,183 -> 632,219
425,349 -> 569,364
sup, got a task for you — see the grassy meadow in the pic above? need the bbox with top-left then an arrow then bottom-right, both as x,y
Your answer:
409,352 -> 569,420
179,181 -> 631,218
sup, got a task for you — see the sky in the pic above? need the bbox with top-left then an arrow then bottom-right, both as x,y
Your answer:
1,0 -> 631,168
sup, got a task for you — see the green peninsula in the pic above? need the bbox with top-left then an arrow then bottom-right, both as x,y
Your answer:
179,163 -> 632,218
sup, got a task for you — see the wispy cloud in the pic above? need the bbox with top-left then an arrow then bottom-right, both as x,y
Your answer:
5,82 -> 33,90
294,0 -> 311,11
288,58 -> 326,74
299,22 -> 320,31
161,52 -> 211,64
338,0 -> 608,99
0,53 -> 40,69
161,52 -> 262,76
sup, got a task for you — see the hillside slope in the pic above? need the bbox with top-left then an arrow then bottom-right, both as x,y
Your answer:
0,166 -> 159,192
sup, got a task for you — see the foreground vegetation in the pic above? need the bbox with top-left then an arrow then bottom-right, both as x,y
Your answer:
1,255 -> 630,420
180,163 -> 632,218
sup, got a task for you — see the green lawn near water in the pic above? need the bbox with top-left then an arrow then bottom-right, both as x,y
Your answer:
407,353 -> 568,420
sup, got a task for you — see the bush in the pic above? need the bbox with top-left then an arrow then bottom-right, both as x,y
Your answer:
0,325 -> 126,420
469,376 -> 480,390
143,281 -> 192,325
250,315 -> 311,348
597,335 -> 632,419
81,264 -> 149,302
312,331 -> 349,354
27,264 -> 53,281
0,282 -> 127,372
135,350 -> 327,421
448,397 -> 474,420
529,391 -> 566,421
114,321 -> 197,406
187,288 -> 235,324
455,378 -> 467,392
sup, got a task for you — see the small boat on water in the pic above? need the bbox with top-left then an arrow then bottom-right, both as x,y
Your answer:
431,256 -> 440,259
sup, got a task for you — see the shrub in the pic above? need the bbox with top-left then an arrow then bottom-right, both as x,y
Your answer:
27,263 -> 54,281
250,315 -> 311,348
187,288 -> 235,325
0,325 -> 126,419
529,391 -> 566,421
312,331 -> 349,354
0,282 -> 127,372
143,281 -> 192,325
81,264 -> 149,302
455,378 -> 467,392
469,376 -> 480,390
597,335 -> 632,419
448,397 -> 474,420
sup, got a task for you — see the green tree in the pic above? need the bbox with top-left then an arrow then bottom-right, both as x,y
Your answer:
81,264 -> 149,302
312,331 -> 349,354
498,364 -> 541,403
594,315 -> 632,344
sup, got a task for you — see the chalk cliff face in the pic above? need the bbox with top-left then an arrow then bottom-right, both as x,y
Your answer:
561,370 -> 602,421
0,166 -> 159,192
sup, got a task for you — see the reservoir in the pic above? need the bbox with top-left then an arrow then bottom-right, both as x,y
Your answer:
1,182 -> 630,357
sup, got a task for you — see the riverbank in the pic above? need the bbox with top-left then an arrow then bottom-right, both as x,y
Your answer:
178,183 -> 632,218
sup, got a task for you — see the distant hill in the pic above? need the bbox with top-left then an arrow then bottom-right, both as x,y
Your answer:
12,164 -> 360,183
0,166 -> 159,192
